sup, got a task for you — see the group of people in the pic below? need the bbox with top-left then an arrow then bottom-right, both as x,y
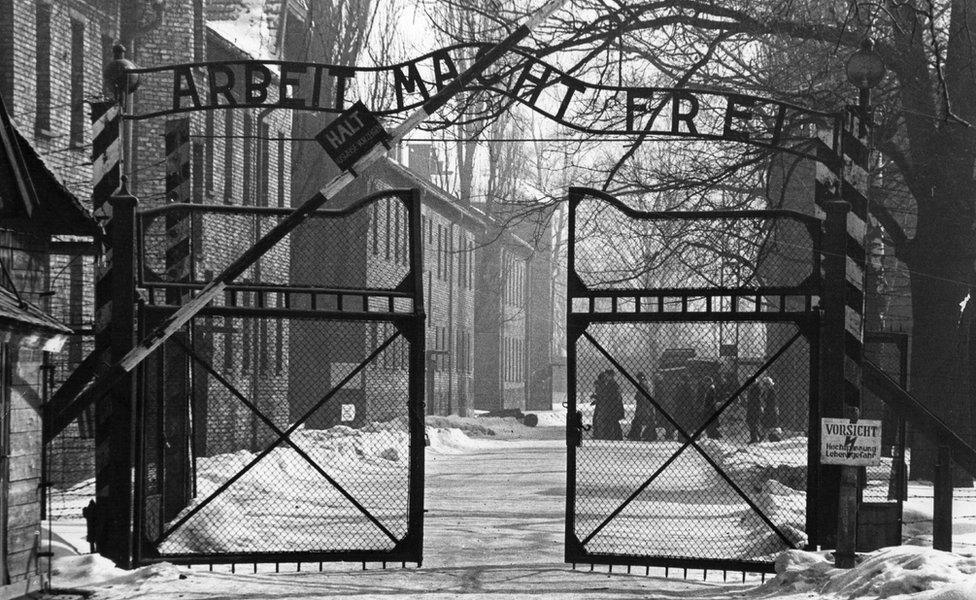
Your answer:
589,368 -> 781,443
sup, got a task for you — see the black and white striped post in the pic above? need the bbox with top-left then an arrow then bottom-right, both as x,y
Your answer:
69,0 -> 568,431
90,44 -> 141,567
814,98 -> 874,565
89,98 -> 124,561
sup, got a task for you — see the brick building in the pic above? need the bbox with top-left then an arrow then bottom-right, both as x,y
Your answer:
129,0 -> 295,456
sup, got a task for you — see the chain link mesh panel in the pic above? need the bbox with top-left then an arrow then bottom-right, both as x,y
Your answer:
571,197 -> 818,291
138,195 -> 411,291
44,247 -> 97,521
571,320 -> 811,564
138,313 -> 419,560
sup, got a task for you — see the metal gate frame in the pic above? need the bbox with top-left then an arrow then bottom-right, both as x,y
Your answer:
124,188 -> 426,566
564,186 -> 824,573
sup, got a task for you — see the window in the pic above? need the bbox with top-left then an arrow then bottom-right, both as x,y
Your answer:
34,2 -> 52,135
437,225 -> 443,279
0,0 -> 13,105
69,19 -> 85,146
426,272 -> 432,327
445,225 -> 453,281
393,203 -> 401,264
223,111 -> 234,203
384,202 -> 391,261
241,284 -> 252,371
277,135 -> 286,207
204,112 -> 215,196
468,241 -> 474,289
258,317 -> 268,376
371,203 -> 379,256
222,295 -> 235,372
242,114 -> 253,205
100,33 -> 114,72
258,122 -> 270,206
192,0 -> 205,62
275,292 -> 284,375
192,141 -> 204,203
458,232 -> 466,287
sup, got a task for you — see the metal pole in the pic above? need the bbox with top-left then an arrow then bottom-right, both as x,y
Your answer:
821,200 -> 858,567
67,0 -> 569,414
933,445 -> 953,551
99,185 -> 139,567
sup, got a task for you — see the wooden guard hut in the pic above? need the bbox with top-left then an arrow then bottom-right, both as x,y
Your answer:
0,91 -> 97,598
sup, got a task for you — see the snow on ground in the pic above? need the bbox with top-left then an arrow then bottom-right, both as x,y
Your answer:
761,546 -> 976,599
45,412 -> 976,598
49,546 -> 976,600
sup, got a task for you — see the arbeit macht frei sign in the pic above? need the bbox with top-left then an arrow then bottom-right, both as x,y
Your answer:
127,44 -> 834,155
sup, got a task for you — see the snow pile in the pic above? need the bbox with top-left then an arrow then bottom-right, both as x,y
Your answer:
50,554 -> 184,589
763,546 -> 976,599
740,480 -> 807,558
701,438 -> 810,557
160,421 -> 410,554
701,437 -> 808,492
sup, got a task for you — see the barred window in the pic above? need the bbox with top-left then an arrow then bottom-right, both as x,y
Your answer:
34,2 -> 52,135
69,19 -> 86,146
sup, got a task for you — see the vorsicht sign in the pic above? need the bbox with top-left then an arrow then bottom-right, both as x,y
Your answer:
315,101 -> 389,172
820,418 -> 882,466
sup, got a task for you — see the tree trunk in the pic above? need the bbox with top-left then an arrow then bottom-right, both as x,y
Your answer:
907,197 -> 976,483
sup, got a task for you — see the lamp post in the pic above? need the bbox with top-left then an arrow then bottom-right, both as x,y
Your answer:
829,37 -> 887,570
103,44 -> 140,184
845,37 -> 886,128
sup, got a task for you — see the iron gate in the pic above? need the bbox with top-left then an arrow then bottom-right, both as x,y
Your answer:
131,189 -> 425,565
565,187 -> 824,572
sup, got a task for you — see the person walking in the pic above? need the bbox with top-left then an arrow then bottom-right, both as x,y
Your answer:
673,372 -> 694,440
699,375 -> 721,439
745,381 -> 763,443
592,369 -> 623,440
627,372 -> 657,441
760,376 -> 781,441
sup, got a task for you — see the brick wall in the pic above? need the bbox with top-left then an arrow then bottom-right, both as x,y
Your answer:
1,0 -> 117,502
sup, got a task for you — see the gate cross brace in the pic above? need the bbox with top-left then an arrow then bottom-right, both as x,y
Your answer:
579,330 -> 802,549
168,334 -> 399,544
155,332 -> 402,546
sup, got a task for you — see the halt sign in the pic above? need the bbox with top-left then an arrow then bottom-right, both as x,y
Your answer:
820,418 -> 882,466
316,101 -> 389,172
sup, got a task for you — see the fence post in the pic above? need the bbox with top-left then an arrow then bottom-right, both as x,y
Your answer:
933,445 -> 953,551
821,200 -> 860,567
97,183 -> 138,567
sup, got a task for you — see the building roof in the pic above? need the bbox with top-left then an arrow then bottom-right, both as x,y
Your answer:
368,156 -> 538,255
0,286 -> 72,350
0,95 -> 99,236
369,156 -> 489,230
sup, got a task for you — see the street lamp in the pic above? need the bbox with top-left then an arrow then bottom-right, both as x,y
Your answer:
845,37 -> 886,122
103,44 -> 140,103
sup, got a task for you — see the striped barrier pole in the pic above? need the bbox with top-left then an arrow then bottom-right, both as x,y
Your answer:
69,0 -> 568,417
813,108 -> 871,564
89,100 -> 130,564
